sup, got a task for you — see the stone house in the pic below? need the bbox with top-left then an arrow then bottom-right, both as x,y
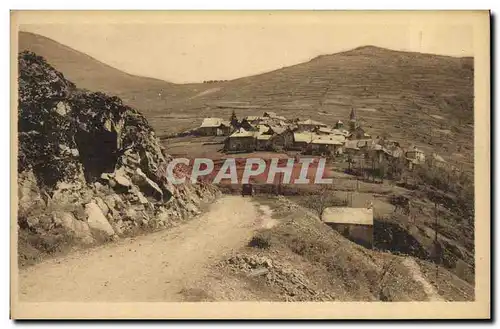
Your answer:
344,140 -> 361,155
270,126 -> 294,150
225,128 -> 257,153
198,118 -> 231,136
297,119 -> 327,132
256,134 -> 273,151
292,132 -> 314,150
405,146 -> 426,169
310,135 -> 345,155
322,207 -> 374,248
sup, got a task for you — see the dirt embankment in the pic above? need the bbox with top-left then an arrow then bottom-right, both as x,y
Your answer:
187,196 -> 474,302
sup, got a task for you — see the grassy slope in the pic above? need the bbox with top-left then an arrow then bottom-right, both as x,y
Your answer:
182,46 -> 474,170
18,31 -> 212,120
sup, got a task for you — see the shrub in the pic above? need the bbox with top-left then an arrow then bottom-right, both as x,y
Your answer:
248,231 -> 272,249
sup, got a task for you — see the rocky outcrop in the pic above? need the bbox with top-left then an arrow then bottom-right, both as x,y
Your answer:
17,51 -> 219,260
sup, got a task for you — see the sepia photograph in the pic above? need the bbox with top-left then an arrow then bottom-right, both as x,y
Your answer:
10,10 -> 490,319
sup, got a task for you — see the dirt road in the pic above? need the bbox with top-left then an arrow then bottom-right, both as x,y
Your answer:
18,196 -> 268,302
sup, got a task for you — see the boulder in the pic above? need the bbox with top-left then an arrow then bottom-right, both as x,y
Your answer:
93,196 -> 109,216
54,101 -> 70,116
84,202 -> 115,236
53,211 -> 94,245
18,170 -> 45,213
186,203 -> 201,215
131,186 -> 149,204
132,168 -> 163,201
113,169 -> 132,189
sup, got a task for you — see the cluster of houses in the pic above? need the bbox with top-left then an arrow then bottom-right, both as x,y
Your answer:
196,109 -> 447,170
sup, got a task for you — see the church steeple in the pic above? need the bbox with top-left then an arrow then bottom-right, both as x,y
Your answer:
349,108 -> 357,121
349,108 -> 358,131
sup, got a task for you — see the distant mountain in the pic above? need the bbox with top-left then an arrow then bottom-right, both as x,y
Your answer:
18,31 -> 209,114
182,44 -> 473,167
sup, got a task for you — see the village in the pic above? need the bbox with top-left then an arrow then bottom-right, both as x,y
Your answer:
194,109 -> 448,173
159,108 -> 465,252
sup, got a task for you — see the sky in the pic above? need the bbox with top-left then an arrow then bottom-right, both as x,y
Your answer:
20,17 -> 474,83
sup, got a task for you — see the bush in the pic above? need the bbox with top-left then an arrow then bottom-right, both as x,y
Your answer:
248,231 -> 272,249
412,163 -> 474,221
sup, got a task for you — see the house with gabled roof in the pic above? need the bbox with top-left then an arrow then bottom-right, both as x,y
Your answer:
292,132 -> 315,150
270,126 -> 294,150
198,118 -> 231,136
310,134 -> 345,155
297,119 -> 328,132
225,128 -> 257,153
323,207 -> 373,248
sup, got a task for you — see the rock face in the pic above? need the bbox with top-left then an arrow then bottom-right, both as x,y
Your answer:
17,51 -> 219,259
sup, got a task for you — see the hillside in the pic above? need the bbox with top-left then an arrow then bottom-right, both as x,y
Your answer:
180,45 -> 474,170
18,32 -> 474,170
18,31 -> 211,117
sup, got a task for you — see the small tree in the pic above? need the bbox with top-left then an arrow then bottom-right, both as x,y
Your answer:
377,257 -> 399,301
304,185 -> 347,220
387,157 -> 406,181
230,110 -> 238,128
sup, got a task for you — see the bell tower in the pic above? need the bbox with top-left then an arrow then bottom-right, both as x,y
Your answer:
349,108 -> 358,131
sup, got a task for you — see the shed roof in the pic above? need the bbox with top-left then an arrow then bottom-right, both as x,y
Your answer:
257,134 -> 273,140
270,125 -> 287,134
317,127 -> 334,134
330,129 -> 345,135
229,128 -> 256,138
200,117 -> 224,128
313,134 -> 345,144
293,132 -> 314,143
311,138 -> 343,145
298,119 -> 327,126
257,124 -> 271,134
322,207 -> 373,226
245,116 -> 264,122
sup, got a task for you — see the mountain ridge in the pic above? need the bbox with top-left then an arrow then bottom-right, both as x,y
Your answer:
18,31 -> 474,170
19,31 -> 473,85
